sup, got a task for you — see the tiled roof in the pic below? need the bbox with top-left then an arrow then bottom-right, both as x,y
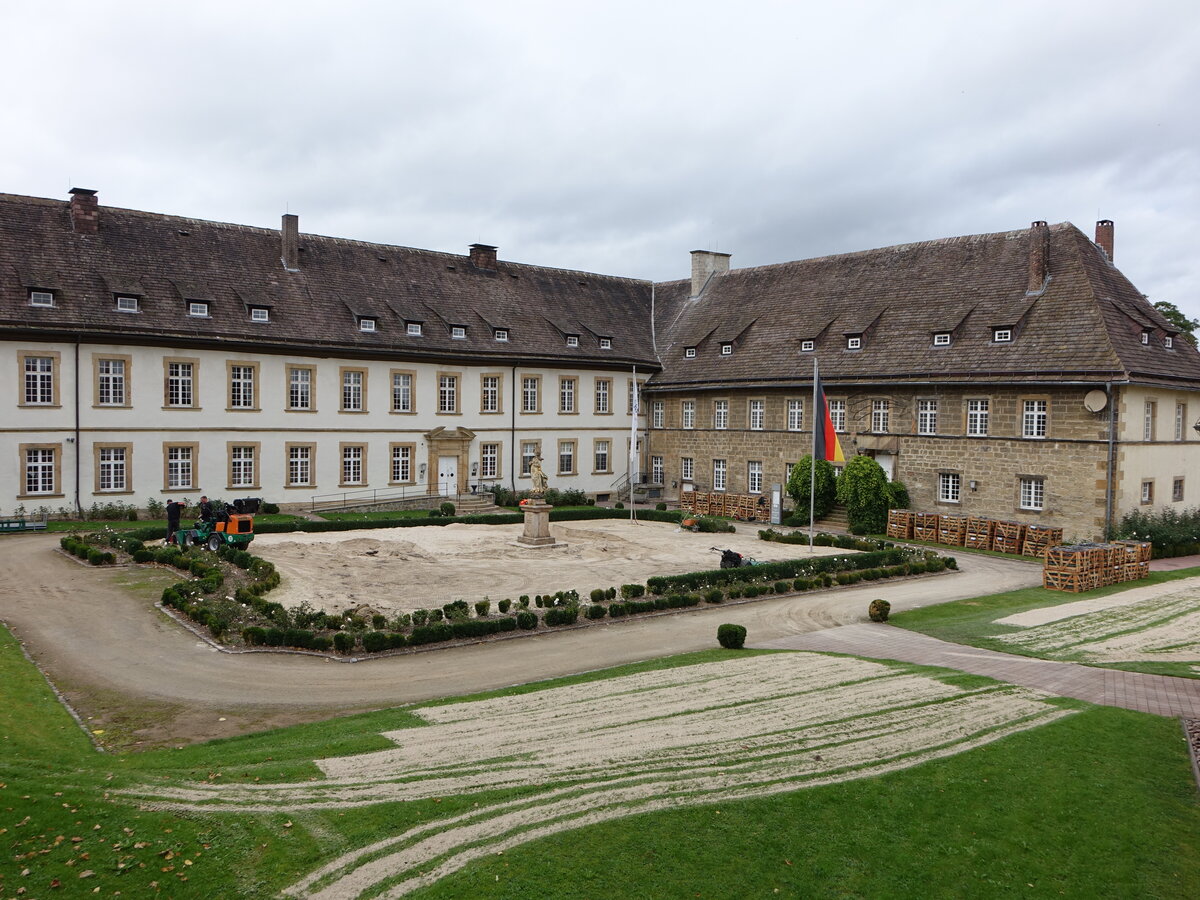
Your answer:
650,223 -> 1200,391
0,192 -> 658,369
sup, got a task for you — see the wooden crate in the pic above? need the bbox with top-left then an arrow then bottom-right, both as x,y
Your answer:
964,516 -> 995,550
679,491 -> 696,512
691,493 -> 710,516
886,510 -> 914,539
913,512 -> 941,542
937,514 -> 967,546
1123,561 -> 1151,582
991,521 -> 1025,554
1043,568 -> 1100,592
1113,540 -> 1152,563
1021,524 -> 1064,558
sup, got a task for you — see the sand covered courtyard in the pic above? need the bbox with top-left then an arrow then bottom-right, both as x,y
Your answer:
254,520 -> 847,614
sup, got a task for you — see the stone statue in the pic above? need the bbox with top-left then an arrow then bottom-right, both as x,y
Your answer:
529,454 -> 548,498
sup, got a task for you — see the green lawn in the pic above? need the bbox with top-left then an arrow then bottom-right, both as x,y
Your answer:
2,623 -> 1198,898
891,567 -> 1200,678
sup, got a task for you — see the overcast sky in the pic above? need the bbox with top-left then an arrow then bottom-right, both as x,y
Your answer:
3,1 -> 1198,318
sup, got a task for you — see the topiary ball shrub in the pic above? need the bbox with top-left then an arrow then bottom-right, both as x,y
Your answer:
361,631 -> 389,653
705,589 -> 724,604
589,588 -> 606,602
516,610 -> 538,630
717,623 -> 747,649
868,598 -> 891,622
655,502 -> 667,511
440,501 -> 456,517
585,604 -> 607,619
498,599 -> 512,614
475,600 -> 490,618
615,501 -> 625,509
261,502 -> 280,514
333,632 -> 355,653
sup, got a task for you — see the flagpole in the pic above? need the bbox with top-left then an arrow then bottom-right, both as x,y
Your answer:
809,357 -> 817,552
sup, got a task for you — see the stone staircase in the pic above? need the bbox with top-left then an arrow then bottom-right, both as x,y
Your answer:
813,503 -> 850,533
453,493 -> 504,515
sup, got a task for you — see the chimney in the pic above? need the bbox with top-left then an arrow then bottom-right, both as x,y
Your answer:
1095,219 -> 1114,261
1027,220 -> 1049,292
281,213 -> 299,271
469,243 -> 498,269
69,188 -> 98,234
690,249 -> 731,298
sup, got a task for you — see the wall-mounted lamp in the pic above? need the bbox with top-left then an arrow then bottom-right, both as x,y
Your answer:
1193,418 -> 1200,435
471,462 -> 479,477
418,463 -> 427,480
672,480 -> 678,489
969,480 -> 978,491
65,437 -> 75,444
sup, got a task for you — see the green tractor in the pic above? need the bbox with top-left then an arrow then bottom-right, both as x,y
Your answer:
176,514 -> 255,552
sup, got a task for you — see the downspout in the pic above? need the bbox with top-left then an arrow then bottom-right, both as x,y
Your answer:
73,339 -> 81,515
509,363 -> 518,494
1105,382 -> 1117,538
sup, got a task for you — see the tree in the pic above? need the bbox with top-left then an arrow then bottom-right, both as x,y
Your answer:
1152,301 -> 1199,345
836,455 -> 889,535
785,455 -> 837,522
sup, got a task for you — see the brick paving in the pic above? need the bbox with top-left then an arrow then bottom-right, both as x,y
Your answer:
760,624 -> 1200,718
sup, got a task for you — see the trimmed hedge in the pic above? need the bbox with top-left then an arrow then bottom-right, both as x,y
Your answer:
645,548 -> 912,596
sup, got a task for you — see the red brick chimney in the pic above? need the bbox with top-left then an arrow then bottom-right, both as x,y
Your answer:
281,214 -> 299,271
469,243 -> 498,269
1095,219 -> 1114,261
69,188 -> 98,234
1027,220 -> 1049,292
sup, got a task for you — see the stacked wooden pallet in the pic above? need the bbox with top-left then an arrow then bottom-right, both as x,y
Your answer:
679,491 -> 696,512
964,516 -> 995,550
913,512 -> 941,542
937,514 -> 967,546
886,509 -> 914,540
1113,540 -> 1152,581
991,520 -> 1026,555
1043,541 -> 1151,592
1022,524 -> 1064,559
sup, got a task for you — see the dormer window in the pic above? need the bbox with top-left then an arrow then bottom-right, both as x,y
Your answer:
685,347 -> 697,359
360,317 -> 378,333
566,335 -> 579,347
116,296 -> 139,313
406,321 -> 422,336
250,307 -> 270,323
188,301 -> 209,317
494,328 -> 509,342
846,336 -> 862,350
29,290 -> 54,308
1140,330 -> 1150,345
1166,335 -> 1175,349
993,328 -> 1012,343
599,337 -> 612,350
720,343 -> 733,356
800,340 -> 814,352
451,326 -> 466,340
933,332 -> 951,346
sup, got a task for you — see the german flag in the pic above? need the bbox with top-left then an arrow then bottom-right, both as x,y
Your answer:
813,371 -> 845,463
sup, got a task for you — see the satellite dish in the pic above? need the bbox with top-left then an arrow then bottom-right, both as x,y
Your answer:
1083,390 -> 1108,412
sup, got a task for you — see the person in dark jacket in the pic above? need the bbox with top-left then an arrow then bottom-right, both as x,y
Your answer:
165,499 -> 183,544
199,495 -> 215,523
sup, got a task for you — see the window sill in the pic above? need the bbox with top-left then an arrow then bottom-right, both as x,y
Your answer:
286,408 -> 319,413
94,489 -> 134,496
17,492 -> 64,500
162,406 -> 202,411
283,484 -> 316,490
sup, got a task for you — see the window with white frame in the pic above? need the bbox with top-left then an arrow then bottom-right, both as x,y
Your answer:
558,440 -> 575,475
713,459 -> 727,491
250,307 -> 269,322
559,377 -> 576,414
933,332 -> 951,346
938,472 -> 961,503
342,446 -> 364,485
115,295 -> 138,313
342,369 -> 364,412
1141,480 -> 1153,504
1022,400 -> 1047,438
406,321 -> 421,336
801,340 -> 814,352
1173,477 -> 1185,502
714,400 -> 728,430
594,439 -> 610,473
30,290 -> 54,307
829,399 -> 846,432
1140,331 -> 1150,345
229,364 -> 255,409
748,460 -> 763,493
566,335 -> 579,348
97,447 -> 126,492
166,446 -> 193,490
682,400 -> 695,429
1176,402 -> 1186,442
230,445 -> 256,487
1020,477 -> 1045,510
24,447 -> 55,494
439,374 -> 458,414
480,442 -> 499,479
628,381 -> 640,415
651,455 -> 664,484
967,399 -> 990,436
595,378 -> 610,413
451,326 -> 466,340
685,347 -> 696,359
522,376 -> 539,413
288,367 -> 312,410
787,399 -> 804,432
188,301 -> 209,317
681,457 -> 694,481
166,362 -> 193,407
652,400 -> 664,429
994,328 -> 1012,342
599,337 -> 612,350
288,446 -> 312,486
392,372 -> 413,412
392,445 -> 412,483
749,400 -> 765,431
1144,399 -> 1157,441
847,336 -> 862,350
481,375 -> 500,413
359,317 -> 377,333
97,359 -> 126,406
521,441 -> 538,476
494,329 -> 509,342
917,399 -> 938,435
871,399 -> 890,433
1166,335 -> 1175,349
720,343 -> 733,355
24,356 -> 54,405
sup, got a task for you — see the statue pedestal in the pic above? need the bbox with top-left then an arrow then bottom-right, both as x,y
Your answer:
517,500 -> 557,548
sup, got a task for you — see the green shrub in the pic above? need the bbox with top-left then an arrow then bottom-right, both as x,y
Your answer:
264,628 -> 286,647
656,502 -> 667,511
361,631 -> 390,652
410,623 -> 453,644
717,623 -> 747,649
773,580 -> 790,593
312,635 -> 333,651
412,609 -> 429,626
475,600 -> 490,618
837,455 -> 890,534
443,600 -> 470,620
429,608 -> 444,622
727,585 -> 743,599
868,598 -> 891,622
585,604 -> 608,619
242,626 -> 267,646
544,606 -> 579,626
590,588 -> 606,602
387,632 -> 407,649
705,589 -> 724,604
132,548 -> 155,563
87,549 -> 105,566
498,599 -> 512,614
884,480 -> 911,511
261,502 -> 280,514
440,501 -> 456,517
372,614 -> 387,630
615,501 -> 624,509
333,632 -> 355,653
695,516 -> 735,534
516,611 -> 538,630
786,455 -> 838,522
620,583 -> 645,599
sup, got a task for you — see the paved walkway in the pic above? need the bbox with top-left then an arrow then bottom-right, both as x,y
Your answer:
761,624 -> 1200,718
